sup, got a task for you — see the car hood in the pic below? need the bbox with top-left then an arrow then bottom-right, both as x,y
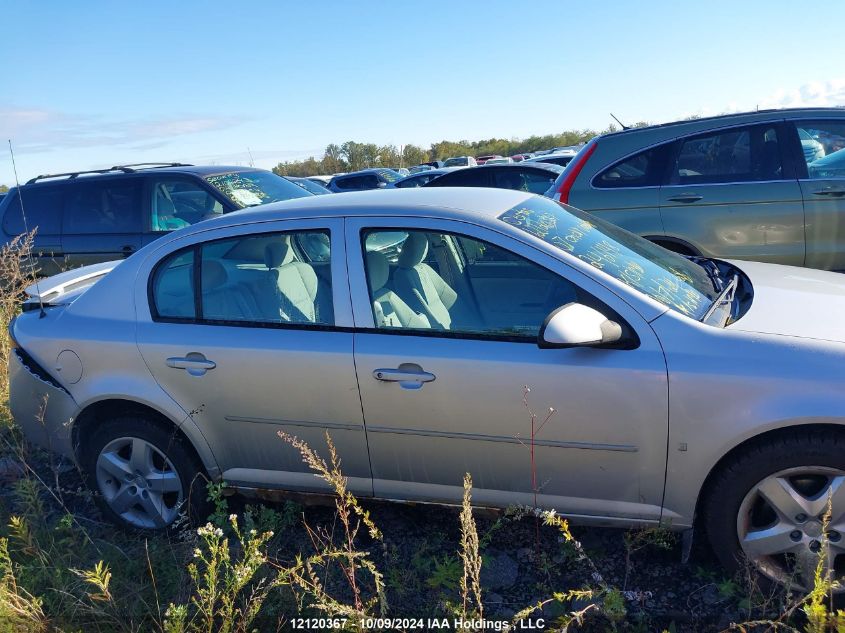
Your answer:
727,259 -> 845,343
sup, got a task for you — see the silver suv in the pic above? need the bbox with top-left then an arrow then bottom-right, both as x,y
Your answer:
548,108 -> 845,270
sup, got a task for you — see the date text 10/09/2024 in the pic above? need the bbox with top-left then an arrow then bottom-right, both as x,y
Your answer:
290,618 -> 547,631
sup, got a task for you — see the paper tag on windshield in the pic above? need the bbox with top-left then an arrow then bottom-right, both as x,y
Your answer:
231,188 -> 263,206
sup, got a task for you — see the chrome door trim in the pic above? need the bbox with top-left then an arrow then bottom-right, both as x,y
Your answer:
224,415 -> 362,432
366,424 -> 638,452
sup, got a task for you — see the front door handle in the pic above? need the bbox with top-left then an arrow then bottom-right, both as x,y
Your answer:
811,187 -> 845,197
166,353 -> 216,376
373,363 -> 435,390
667,193 -> 703,203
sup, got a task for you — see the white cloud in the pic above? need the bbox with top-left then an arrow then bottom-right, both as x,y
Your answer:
759,79 -> 845,109
0,106 -> 246,154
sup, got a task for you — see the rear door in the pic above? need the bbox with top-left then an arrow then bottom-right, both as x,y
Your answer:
135,218 -> 373,495
788,119 -> 845,270
61,177 -> 144,266
658,122 -> 805,265
570,143 -> 671,238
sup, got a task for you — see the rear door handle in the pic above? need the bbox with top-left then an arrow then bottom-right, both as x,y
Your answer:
667,193 -> 703,203
373,363 -> 435,390
166,353 -> 216,376
811,187 -> 845,197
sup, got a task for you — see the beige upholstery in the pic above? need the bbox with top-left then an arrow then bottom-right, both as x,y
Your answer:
264,238 -> 321,323
393,232 -> 459,329
366,251 -> 430,329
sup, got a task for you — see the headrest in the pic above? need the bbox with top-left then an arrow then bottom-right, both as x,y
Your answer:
202,260 -> 227,291
264,236 -> 295,269
397,232 -> 429,268
366,250 -> 389,291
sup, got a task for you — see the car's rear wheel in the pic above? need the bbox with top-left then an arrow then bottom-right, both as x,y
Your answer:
83,416 -> 207,530
704,431 -> 845,593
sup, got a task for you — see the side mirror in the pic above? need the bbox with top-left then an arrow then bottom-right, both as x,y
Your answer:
539,303 -> 622,348
376,182 -> 387,189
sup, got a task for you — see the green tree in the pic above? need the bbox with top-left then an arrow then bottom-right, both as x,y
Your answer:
0,185 -> 8,193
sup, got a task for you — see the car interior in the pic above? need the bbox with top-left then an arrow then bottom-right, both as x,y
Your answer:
363,229 -> 580,337
153,228 -> 580,338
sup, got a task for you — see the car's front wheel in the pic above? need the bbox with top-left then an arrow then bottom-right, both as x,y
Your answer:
82,415 -> 207,530
704,430 -> 845,593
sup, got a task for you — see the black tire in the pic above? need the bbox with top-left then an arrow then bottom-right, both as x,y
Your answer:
703,429 -> 845,591
81,415 -> 210,531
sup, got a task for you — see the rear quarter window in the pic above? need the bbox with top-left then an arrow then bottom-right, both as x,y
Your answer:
2,188 -> 63,235
593,144 -> 670,188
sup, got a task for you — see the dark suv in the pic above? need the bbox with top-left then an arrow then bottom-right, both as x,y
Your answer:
1,163 -> 310,275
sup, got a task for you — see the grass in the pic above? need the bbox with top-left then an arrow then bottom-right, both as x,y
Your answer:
1,234 -> 844,632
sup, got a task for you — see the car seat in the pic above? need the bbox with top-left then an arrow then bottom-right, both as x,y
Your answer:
366,250 -> 430,329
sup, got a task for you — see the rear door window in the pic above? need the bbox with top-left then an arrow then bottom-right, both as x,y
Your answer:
669,124 -> 783,185
2,187 -> 63,235
63,179 -> 143,234
336,176 -> 362,190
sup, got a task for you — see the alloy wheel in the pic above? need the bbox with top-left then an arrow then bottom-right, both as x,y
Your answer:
95,436 -> 184,529
737,466 -> 845,592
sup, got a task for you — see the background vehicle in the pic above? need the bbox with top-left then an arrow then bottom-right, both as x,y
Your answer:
306,175 -> 333,187
443,156 -> 478,168
11,188 -> 845,594
0,163 -> 310,275
475,154 -> 502,165
327,168 -> 402,192
424,162 -> 563,194
526,151 -> 576,167
286,176 -> 332,195
547,108 -> 845,270
387,167 -> 458,188
484,157 -> 513,164
408,165 -> 433,174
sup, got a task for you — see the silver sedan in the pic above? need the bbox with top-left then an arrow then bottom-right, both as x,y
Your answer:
9,187 -> 845,592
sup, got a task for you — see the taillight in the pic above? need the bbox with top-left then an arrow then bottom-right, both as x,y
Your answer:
8,317 -> 19,350
553,140 -> 597,204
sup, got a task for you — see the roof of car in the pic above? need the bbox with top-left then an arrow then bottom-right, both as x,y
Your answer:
192,187 -> 534,230
474,162 -> 563,172
601,107 -> 845,140
20,164 -> 267,188
331,168 -> 396,178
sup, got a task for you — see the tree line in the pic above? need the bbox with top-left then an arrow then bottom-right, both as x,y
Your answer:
270,127 -> 622,177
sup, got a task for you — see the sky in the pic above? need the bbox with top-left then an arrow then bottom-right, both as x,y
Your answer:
1,0 -> 844,185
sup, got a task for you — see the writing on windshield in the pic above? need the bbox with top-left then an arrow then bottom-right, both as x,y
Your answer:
500,200 -> 714,319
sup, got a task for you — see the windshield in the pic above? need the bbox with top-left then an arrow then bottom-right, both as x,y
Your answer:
206,171 -> 310,208
377,169 -> 402,183
499,197 -> 719,320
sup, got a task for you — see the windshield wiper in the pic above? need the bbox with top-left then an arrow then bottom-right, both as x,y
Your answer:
693,257 -> 724,293
701,274 -> 739,325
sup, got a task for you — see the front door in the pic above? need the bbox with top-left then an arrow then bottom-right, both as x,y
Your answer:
135,218 -> 373,496
659,122 -> 805,266
346,217 -> 669,523
791,119 -> 845,271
